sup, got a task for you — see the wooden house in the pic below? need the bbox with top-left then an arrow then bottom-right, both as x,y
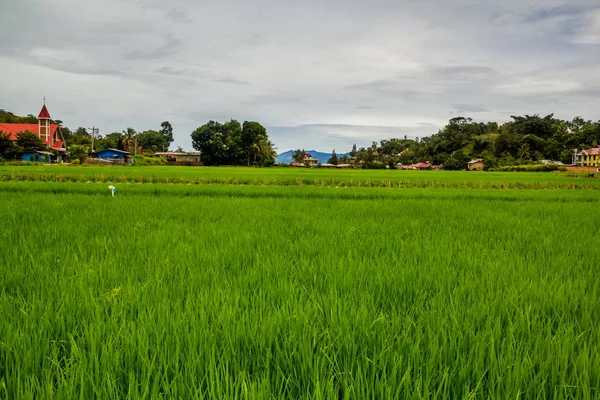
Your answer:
467,158 -> 484,171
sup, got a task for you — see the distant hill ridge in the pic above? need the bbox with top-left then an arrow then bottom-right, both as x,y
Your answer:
276,149 -> 350,164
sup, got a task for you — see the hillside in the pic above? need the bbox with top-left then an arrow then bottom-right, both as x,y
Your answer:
276,150 -> 350,164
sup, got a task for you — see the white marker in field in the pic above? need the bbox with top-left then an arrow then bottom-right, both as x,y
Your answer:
108,185 -> 116,197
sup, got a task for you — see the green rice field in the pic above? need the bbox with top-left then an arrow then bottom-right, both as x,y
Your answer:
1,170 -> 599,399
1,164 -> 599,189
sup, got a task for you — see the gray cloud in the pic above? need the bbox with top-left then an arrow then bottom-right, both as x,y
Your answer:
451,104 -> 490,114
213,77 -> 250,85
0,0 -> 599,151
123,37 -> 183,61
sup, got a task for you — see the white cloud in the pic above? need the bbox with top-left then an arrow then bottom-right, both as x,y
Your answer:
0,0 -> 599,151
572,9 -> 600,44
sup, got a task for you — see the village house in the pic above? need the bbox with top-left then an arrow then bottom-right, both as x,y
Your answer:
400,162 -> 431,170
577,146 -> 600,167
467,158 -> 484,171
96,148 -> 132,164
155,151 -> 203,165
0,103 -> 66,162
303,152 -> 319,167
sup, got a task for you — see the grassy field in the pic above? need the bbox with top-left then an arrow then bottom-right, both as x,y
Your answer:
1,164 -> 599,189
1,179 -> 599,399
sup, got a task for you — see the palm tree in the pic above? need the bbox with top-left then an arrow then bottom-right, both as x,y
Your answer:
518,144 -> 530,160
122,128 -> 137,153
292,149 -> 304,163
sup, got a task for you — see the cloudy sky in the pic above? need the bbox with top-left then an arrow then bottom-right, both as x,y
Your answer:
1,0 -> 599,153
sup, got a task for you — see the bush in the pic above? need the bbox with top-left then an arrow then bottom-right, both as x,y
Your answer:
132,155 -> 168,166
68,144 -> 89,163
362,162 -> 387,169
492,164 -> 560,172
71,159 -> 81,165
0,161 -> 41,166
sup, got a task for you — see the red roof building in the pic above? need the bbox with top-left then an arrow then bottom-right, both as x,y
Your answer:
408,162 -> 431,170
0,104 -> 66,159
38,104 -> 51,119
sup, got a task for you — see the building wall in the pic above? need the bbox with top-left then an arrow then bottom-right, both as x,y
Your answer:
566,166 -> 600,173
175,155 -> 201,163
580,154 -> 599,166
468,162 -> 484,170
97,150 -> 126,159
22,153 -> 49,162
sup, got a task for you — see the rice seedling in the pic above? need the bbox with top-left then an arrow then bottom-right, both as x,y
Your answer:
0,181 -> 598,398
1,165 -> 599,190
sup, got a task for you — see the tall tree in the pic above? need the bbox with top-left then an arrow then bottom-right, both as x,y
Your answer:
63,127 -> 92,146
241,121 -> 269,166
101,132 -> 126,150
160,121 -> 174,146
292,149 -> 304,163
122,128 -> 137,152
138,130 -> 169,153
223,119 -> 243,165
191,121 -> 226,166
327,149 -> 339,165
191,120 -> 275,166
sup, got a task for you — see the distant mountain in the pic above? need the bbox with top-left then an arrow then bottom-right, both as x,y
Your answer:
276,150 -> 350,164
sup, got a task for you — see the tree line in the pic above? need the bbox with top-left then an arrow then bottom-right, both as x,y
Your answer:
1,108 -> 277,166
337,115 -> 600,169
0,108 -> 176,161
3,108 -> 599,168
61,122 -> 175,162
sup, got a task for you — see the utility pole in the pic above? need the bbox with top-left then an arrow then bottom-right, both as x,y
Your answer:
88,126 -> 99,153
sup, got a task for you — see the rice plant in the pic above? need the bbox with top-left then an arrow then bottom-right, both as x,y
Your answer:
0,181 -> 598,399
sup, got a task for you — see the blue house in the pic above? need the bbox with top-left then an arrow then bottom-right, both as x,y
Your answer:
22,151 -> 53,163
96,148 -> 131,164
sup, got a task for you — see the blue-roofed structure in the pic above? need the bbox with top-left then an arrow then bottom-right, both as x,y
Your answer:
96,148 -> 132,164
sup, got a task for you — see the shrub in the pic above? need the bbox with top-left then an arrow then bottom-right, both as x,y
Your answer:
492,164 -> 560,172
132,155 -> 168,166
68,145 -> 89,163
362,161 -> 387,169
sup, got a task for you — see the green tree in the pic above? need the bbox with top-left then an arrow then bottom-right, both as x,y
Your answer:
191,120 -> 275,166
123,128 -> 137,152
350,143 -> 357,157
68,144 -> 89,162
0,132 -> 19,160
16,131 -> 44,153
241,121 -> 270,166
191,121 -> 226,166
327,149 -> 339,165
0,110 -> 37,124
292,149 -> 304,163
224,120 -> 243,165
100,132 -> 126,150
160,121 -> 174,146
138,130 -> 169,153
398,149 -> 414,165
63,127 -> 92,146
